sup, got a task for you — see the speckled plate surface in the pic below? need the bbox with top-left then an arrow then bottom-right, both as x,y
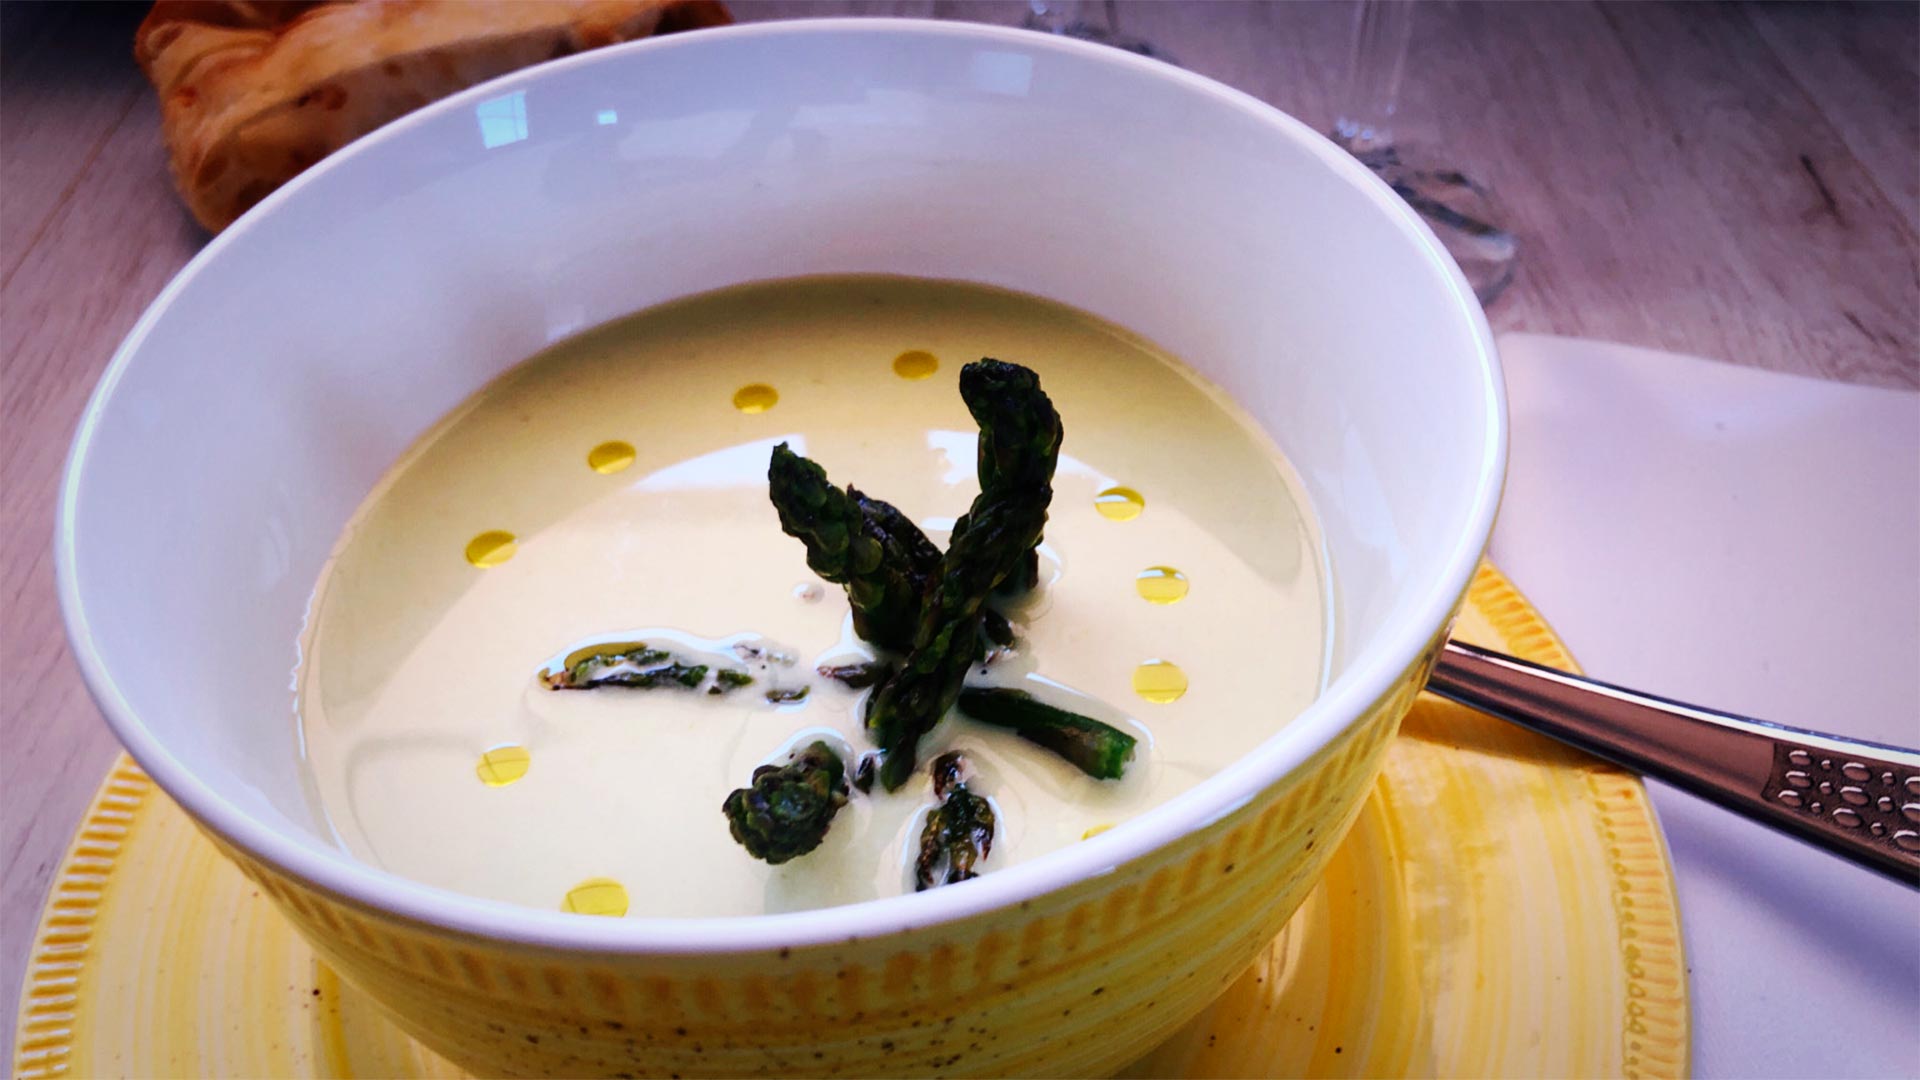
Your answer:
13,563 -> 1688,1079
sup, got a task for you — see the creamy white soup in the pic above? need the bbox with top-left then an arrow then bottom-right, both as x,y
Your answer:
297,276 -> 1327,918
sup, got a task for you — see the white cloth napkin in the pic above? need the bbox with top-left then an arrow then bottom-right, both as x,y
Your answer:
1489,333 -> 1920,1078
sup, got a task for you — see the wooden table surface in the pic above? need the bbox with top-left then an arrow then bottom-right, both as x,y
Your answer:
3,0 -> 1916,1056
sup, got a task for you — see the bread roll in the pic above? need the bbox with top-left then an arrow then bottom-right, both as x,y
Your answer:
135,0 -> 731,231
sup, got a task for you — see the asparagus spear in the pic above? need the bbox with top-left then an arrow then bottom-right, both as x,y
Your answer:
722,741 -> 850,864
769,436 -> 1021,659
956,688 -> 1137,780
818,660 -> 897,689
865,361 -> 1062,789
967,359 -> 1061,591
864,502 -> 1044,788
967,359 -> 1064,495
995,550 -> 1041,598
915,752 -> 996,890
543,643 -> 745,692
864,620 -> 984,792
768,444 -> 941,652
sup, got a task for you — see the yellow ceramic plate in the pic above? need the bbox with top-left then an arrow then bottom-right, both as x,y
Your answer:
13,563 -> 1687,1079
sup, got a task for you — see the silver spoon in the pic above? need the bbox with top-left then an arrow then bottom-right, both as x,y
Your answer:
1429,641 -> 1920,885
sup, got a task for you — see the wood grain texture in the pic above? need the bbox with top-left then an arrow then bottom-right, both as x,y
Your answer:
1,0 -> 1915,1056
1748,0 -> 1920,234
2,3 -> 206,1048
0,3 -> 151,286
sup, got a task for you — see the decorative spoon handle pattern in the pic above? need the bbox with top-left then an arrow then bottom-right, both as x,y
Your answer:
1430,640 -> 1920,885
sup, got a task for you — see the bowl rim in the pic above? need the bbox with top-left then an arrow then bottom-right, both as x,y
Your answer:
56,16 -> 1505,954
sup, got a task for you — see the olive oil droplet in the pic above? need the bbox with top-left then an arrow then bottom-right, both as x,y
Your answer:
562,878 -> 629,917
587,440 -> 636,474
1095,486 -> 1145,521
892,350 -> 939,380
465,530 -> 517,568
1136,566 -> 1189,604
475,744 -> 531,787
733,383 -> 779,413
1132,660 -> 1188,703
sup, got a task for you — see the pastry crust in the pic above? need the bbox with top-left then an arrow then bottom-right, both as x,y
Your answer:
135,0 -> 731,231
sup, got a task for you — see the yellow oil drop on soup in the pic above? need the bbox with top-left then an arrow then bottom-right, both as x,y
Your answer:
586,440 -> 636,475
893,349 -> 940,380
475,744 -> 531,787
1135,566 -> 1190,604
463,530 -> 516,568
1132,659 -> 1191,704
563,877 -> 630,917
1095,485 -> 1145,521
297,276 -> 1326,917
732,383 -> 779,413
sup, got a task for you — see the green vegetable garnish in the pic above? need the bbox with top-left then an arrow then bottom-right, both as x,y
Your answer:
722,741 -> 850,864
818,661 -> 896,689
957,688 -> 1136,780
544,643 -> 714,691
865,360 -> 1062,790
915,752 -> 996,889
768,445 -> 942,653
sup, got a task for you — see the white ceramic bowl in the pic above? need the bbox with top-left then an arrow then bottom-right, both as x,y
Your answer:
58,19 -> 1502,1076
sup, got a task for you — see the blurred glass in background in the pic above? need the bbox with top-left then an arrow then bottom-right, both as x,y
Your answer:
1022,0 -> 1518,306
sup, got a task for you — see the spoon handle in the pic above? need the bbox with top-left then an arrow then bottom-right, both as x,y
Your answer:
1428,640 -> 1920,885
